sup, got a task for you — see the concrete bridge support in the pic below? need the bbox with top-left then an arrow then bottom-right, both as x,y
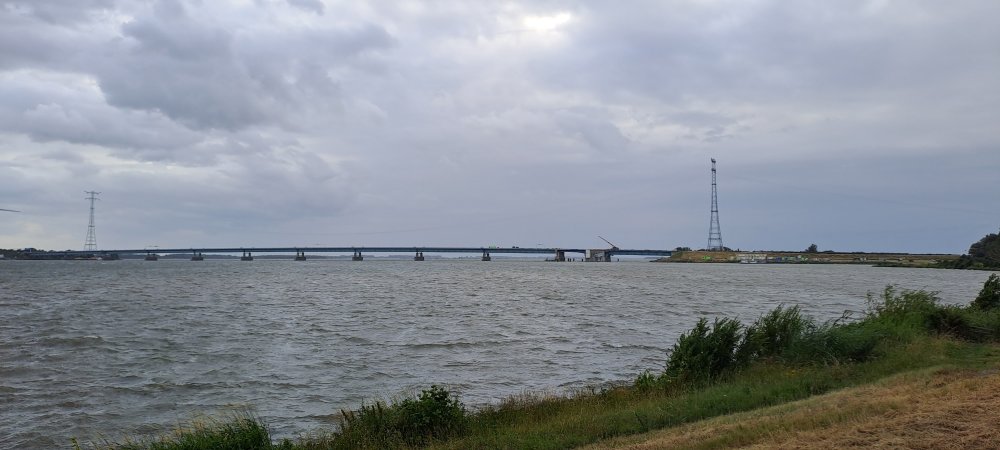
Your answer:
352,250 -> 363,261
294,250 -> 306,261
144,252 -> 158,261
585,249 -> 611,262
191,251 -> 204,261
414,251 -> 424,261
482,251 -> 491,261
553,250 -> 566,262
241,250 -> 254,261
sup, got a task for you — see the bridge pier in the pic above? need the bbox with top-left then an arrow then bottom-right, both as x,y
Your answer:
414,251 -> 424,261
482,250 -> 491,261
191,251 -> 204,261
144,251 -> 158,261
294,250 -> 307,261
584,249 -> 611,262
553,250 -> 566,262
352,250 -> 363,261
241,250 -> 254,261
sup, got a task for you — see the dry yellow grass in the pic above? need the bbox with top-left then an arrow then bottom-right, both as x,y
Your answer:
582,366 -> 1000,450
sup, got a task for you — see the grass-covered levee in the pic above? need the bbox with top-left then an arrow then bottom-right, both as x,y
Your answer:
76,274 -> 1000,450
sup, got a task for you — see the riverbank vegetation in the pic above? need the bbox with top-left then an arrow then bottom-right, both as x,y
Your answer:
77,276 -> 1000,450
938,231 -> 1000,269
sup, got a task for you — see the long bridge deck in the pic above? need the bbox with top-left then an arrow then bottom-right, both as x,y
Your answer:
24,246 -> 673,261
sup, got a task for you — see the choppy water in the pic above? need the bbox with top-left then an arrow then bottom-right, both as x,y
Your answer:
1,259 -> 996,448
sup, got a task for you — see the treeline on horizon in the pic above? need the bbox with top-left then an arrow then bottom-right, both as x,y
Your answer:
940,231 -> 1000,269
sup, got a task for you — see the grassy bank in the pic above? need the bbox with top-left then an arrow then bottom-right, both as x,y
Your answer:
76,275 -> 1000,450
583,364 -> 1000,449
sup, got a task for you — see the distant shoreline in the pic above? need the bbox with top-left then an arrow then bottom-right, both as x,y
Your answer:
657,250 -> 959,267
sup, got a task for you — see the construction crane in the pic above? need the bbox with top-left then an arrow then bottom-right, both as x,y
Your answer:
597,236 -> 620,251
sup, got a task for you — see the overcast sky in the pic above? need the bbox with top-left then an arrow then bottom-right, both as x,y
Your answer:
1,0 -> 998,254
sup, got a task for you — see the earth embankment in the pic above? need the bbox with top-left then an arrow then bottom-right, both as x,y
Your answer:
583,364 -> 1000,449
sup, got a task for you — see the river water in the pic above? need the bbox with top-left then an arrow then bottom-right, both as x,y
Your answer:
1,259 -> 995,448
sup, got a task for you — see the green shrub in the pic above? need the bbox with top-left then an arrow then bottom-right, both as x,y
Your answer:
664,318 -> 744,383
395,385 -> 466,445
336,401 -> 400,449
74,412 -> 277,450
865,286 -> 939,319
334,385 -> 466,448
654,287 -> 966,388
973,274 -> 1000,310
739,305 -> 811,363
863,286 -> 944,338
966,307 -> 1000,341
927,305 -> 979,340
633,370 -> 660,390
789,322 -> 887,364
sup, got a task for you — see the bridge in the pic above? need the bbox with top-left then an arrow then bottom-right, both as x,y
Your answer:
22,246 -> 673,262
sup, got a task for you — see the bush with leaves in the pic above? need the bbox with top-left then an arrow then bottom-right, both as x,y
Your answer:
335,385 -> 466,448
663,318 -> 744,383
394,385 -> 466,445
973,274 -> 1000,310
863,286 -> 944,336
740,305 -> 811,362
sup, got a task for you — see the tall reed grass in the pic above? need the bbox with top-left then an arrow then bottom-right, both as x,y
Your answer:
640,282 -> 1000,392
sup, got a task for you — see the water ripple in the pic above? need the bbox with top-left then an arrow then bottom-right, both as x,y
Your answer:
0,260 -> 994,448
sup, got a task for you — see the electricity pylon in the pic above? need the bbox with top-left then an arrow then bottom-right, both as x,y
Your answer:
707,159 -> 724,251
84,191 -> 100,251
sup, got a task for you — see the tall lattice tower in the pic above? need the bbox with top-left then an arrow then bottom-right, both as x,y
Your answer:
84,191 -> 100,251
707,159 -> 724,251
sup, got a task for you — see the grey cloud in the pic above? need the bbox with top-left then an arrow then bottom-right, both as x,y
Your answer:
0,74 -> 205,159
0,0 -> 120,24
97,57 -> 275,130
94,6 -> 393,130
121,5 -> 232,61
666,112 -> 739,143
21,103 -> 201,153
0,8 -> 105,69
286,0 -> 323,15
553,109 -> 630,154
535,1 -> 1000,104
96,6 -> 264,129
105,140 -> 357,224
